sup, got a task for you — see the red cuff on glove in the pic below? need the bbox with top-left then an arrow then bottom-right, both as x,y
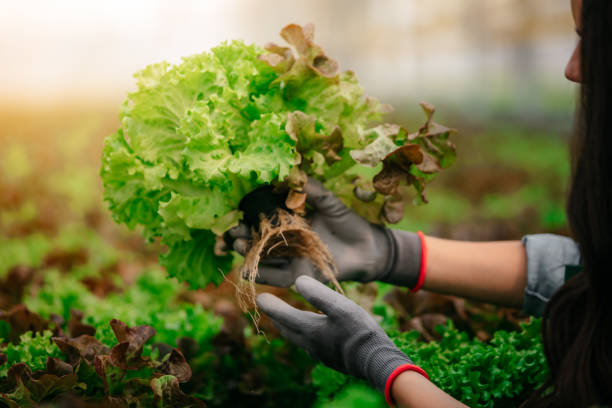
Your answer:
410,231 -> 427,293
384,364 -> 429,407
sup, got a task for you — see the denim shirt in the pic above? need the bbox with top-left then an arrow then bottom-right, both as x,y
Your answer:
521,234 -> 581,317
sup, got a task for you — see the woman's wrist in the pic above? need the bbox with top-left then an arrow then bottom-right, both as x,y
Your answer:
391,370 -> 469,408
390,370 -> 431,408
384,363 -> 428,406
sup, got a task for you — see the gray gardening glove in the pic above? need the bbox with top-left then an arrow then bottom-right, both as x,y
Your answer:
227,178 -> 423,288
257,275 -> 424,393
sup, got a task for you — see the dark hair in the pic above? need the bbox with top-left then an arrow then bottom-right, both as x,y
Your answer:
523,0 -> 612,406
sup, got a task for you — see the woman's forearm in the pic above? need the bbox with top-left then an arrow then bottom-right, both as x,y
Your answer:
392,371 -> 469,408
422,236 -> 527,308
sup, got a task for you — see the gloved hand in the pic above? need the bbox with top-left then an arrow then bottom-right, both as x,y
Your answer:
227,178 -> 426,289
257,275 -> 428,399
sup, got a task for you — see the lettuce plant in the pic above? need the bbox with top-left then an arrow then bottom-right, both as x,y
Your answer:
101,24 -> 455,288
0,331 -> 62,378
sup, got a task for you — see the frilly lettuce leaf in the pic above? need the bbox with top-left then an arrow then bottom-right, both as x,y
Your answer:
101,24 -> 455,288
350,102 -> 457,219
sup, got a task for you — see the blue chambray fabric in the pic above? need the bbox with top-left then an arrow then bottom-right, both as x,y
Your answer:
521,234 -> 581,317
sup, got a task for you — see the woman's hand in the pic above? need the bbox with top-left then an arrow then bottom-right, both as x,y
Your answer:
257,275 -> 427,396
227,178 -> 424,288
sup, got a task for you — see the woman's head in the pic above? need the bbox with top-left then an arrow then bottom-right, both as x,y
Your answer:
525,0 -> 612,406
565,0 -> 582,83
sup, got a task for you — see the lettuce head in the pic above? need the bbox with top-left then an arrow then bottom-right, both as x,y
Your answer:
101,24 -> 455,288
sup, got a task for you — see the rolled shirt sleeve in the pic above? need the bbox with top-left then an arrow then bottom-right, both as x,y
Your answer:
521,234 -> 581,317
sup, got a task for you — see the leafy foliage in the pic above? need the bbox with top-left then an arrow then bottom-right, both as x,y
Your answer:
1,221 -> 548,408
0,234 -> 50,277
314,382 -> 386,408
0,315 -> 197,407
25,268 -> 222,352
0,361 -> 80,407
313,318 -> 547,408
11,263 -> 314,407
0,223 -> 549,407
0,331 -> 62,378
101,23 -> 455,288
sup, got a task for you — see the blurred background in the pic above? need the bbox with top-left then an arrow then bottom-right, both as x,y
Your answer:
3,0 -> 575,121
1,0 -> 578,242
